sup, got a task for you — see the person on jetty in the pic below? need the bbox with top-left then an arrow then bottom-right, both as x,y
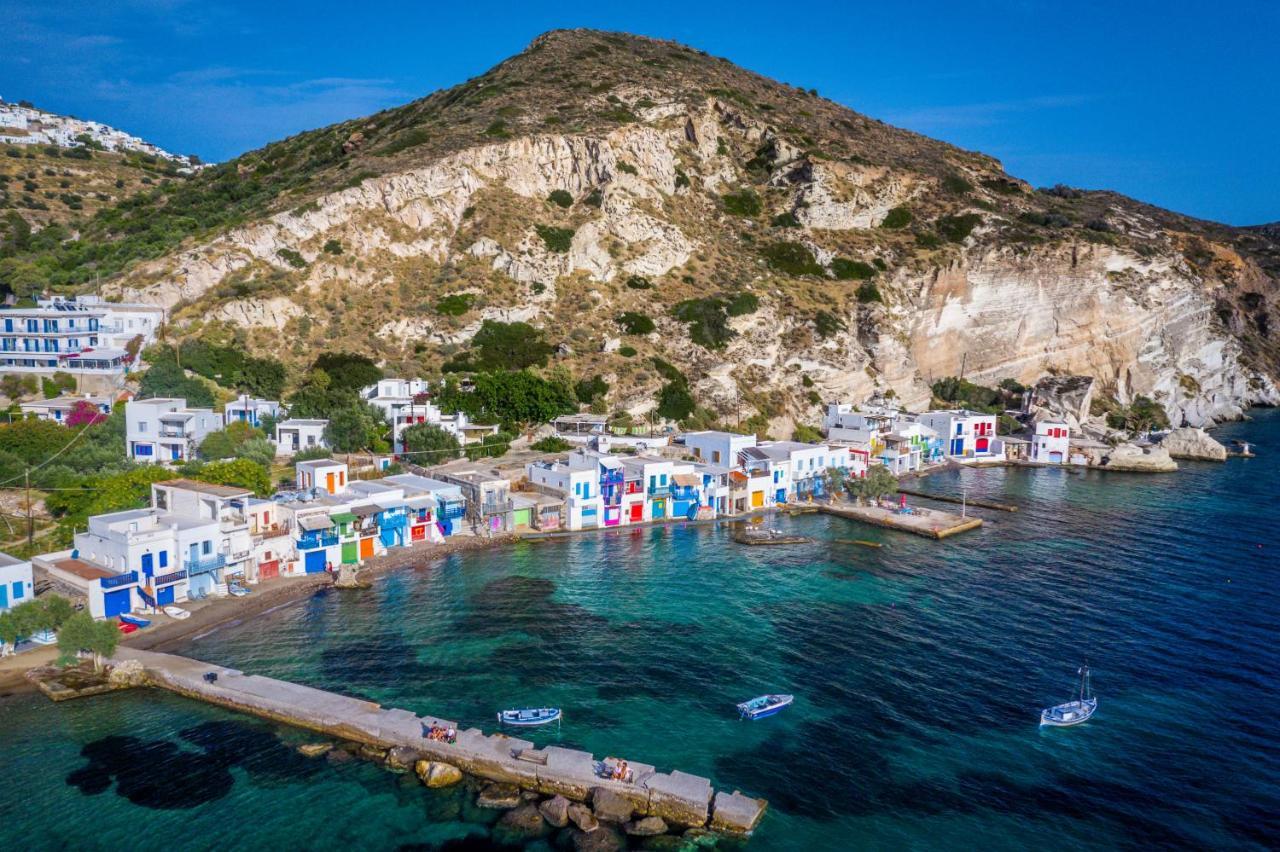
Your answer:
422,723 -> 457,744
610,759 -> 632,782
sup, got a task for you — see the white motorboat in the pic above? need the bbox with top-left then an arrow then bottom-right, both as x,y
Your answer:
1041,665 -> 1096,727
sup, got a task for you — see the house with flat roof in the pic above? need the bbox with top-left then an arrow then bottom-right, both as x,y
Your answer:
0,551 -> 33,612
296,459 -> 347,495
19,393 -> 113,424
224,394 -> 282,428
126,397 -> 220,463
274,419 -> 329,457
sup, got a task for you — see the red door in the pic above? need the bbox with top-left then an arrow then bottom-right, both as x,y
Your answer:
259,560 -> 279,580
411,525 -> 426,542
629,503 -> 643,522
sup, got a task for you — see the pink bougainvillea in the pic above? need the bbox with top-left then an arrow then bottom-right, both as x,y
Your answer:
66,400 -> 107,427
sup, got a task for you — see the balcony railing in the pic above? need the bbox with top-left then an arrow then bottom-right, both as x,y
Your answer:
479,499 -> 513,516
299,533 -> 338,549
152,569 -> 187,586
187,554 -> 226,576
439,502 -> 466,520
99,571 -> 138,590
378,513 -> 407,530
648,485 -> 672,497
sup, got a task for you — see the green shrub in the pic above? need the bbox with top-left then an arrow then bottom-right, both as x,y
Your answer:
374,127 -> 429,157
936,213 -> 982,243
535,224 -> 574,253
531,436 -> 573,453
813,310 -> 845,339
547,189 -> 573,208
657,382 -> 696,421
615,161 -> 637,175
618,345 -> 637,357
436,293 -> 475,316
880,206 -> 912,229
583,189 -> 603,207
674,168 -> 690,189
726,292 -> 759,316
916,231 -> 943,249
651,357 -> 686,384
444,320 -> 555,372
771,211 -> 800,228
322,239 -> 343,255
624,275 -> 651,290
831,258 -> 876,280
856,282 -> 883,303
277,248 -> 307,269
722,188 -> 762,217
574,375 -> 609,404
672,298 -> 734,349
483,121 -> 510,138
982,177 -> 1023,195
942,174 -> 973,194
761,241 -> 822,276
616,311 -> 656,335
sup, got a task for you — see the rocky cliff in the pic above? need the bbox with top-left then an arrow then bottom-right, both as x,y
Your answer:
23,29 -> 1274,429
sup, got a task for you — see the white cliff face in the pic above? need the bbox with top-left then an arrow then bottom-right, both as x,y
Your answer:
897,244 -> 1275,426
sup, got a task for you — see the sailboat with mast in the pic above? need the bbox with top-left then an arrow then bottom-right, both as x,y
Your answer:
1040,665 -> 1097,727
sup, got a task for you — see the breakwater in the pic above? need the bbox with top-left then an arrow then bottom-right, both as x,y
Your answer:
112,647 -> 766,835
818,502 -> 983,539
895,487 -> 1019,512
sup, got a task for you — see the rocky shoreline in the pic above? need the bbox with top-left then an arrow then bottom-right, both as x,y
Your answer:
292,737 -> 745,850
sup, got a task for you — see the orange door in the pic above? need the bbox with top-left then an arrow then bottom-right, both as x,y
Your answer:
326,472 -> 335,493
359,537 -> 374,559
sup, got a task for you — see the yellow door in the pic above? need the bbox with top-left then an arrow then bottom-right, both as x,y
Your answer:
751,490 -> 764,508
326,472 -> 335,493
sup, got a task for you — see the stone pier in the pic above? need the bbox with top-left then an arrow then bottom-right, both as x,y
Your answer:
819,502 -> 983,539
113,648 -> 766,835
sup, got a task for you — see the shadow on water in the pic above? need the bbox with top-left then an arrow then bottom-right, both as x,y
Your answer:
66,720 -> 324,809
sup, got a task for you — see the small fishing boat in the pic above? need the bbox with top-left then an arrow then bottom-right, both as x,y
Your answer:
119,613 -> 151,628
1040,665 -> 1097,727
737,694 -> 794,720
162,605 -> 191,620
116,620 -> 138,634
497,707 -> 562,727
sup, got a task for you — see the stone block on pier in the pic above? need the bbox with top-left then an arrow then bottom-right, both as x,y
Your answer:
454,730 -> 539,786
535,746 -> 601,800
710,789 -> 767,835
642,770 -> 712,827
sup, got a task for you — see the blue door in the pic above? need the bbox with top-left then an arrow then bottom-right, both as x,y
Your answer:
0,584 -> 7,609
104,588 -> 131,618
304,549 -> 327,574
950,438 -> 964,456
141,552 -> 153,577
775,488 -> 787,504
156,585 -> 175,605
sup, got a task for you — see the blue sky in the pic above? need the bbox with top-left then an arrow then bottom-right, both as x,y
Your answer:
1,0 -> 1276,225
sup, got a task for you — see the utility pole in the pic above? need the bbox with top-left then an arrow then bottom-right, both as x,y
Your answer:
25,468 -> 33,548
959,352 -> 967,382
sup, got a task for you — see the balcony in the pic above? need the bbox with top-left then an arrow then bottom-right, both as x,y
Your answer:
479,499 -> 512,516
187,554 -> 226,576
99,571 -> 139,590
439,502 -> 466,520
158,428 -> 189,439
647,485 -> 672,497
298,533 -> 338,550
378,513 -> 408,530
152,570 -> 187,586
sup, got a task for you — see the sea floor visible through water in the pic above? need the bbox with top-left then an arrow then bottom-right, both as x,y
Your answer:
1,411 -> 1277,851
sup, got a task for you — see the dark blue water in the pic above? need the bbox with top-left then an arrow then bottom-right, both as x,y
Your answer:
2,411 -> 1277,851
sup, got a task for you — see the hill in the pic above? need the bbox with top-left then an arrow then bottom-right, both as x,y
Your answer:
2,29 -> 1276,431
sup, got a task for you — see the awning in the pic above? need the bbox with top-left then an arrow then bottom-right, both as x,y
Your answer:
297,514 -> 334,531
672,473 -> 700,487
329,512 -> 357,524
352,504 -> 381,518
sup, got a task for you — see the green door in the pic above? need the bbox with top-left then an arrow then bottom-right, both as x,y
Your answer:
341,541 -> 358,564
513,508 -> 531,528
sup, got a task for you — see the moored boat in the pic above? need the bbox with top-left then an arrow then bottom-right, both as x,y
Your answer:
737,694 -> 794,720
497,707 -> 562,727
1040,665 -> 1097,727
119,614 -> 151,628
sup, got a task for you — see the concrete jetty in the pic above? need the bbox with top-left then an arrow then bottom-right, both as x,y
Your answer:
819,502 -> 983,539
895,487 -> 1018,513
113,648 -> 766,835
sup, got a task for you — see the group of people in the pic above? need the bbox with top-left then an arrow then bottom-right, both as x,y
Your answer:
605,758 -> 633,783
423,723 -> 457,744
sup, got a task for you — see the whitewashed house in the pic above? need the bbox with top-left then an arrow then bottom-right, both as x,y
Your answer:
296,458 -> 347,495
274,418 -> 329,457
20,393 -> 112,423
0,551 -> 33,612
916,410 -> 1003,462
683,430 -> 757,467
526,454 -> 604,530
1030,421 -> 1071,464
126,398 -> 221,463
224,395 -> 282,428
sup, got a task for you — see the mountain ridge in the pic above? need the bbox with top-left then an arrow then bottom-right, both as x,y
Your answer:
3,29 -> 1278,431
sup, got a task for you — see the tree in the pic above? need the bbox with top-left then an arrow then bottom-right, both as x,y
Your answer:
191,458 -> 272,497
311,352 -> 382,392
57,611 -> 118,671
530,436 -> 572,453
199,420 -> 265,460
401,423 -> 461,462
440,371 -> 575,431
849,465 -> 899,503
138,360 -> 215,407
465,430 -> 513,460
825,466 -> 848,502
0,611 -> 19,656
793,424 -> 823,443
66,400 -> 106,427
656,382 -> 695,422
324,404 -> 385,453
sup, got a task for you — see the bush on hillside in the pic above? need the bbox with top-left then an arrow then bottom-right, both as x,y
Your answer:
761,241 -> 823,276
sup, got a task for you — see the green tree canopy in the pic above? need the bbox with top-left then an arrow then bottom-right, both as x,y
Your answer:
311,352 -> 383,392
401,423 -> 462,462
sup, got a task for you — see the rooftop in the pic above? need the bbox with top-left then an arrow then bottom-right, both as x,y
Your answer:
53,558 -> 115,582
279,419 -> 329,427
157,479 -> 253,498
296,458 -> 343,471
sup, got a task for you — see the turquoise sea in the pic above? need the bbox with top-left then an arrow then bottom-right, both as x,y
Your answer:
1,411 -> 1277,851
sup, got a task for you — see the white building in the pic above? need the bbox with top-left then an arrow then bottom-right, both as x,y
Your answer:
1030,421 -> 1071,464
0,100 -> 197,166
19,393 -> 113,423
0,551 -> 33,612
274,419 -> 329,457
916,410 -> 1003,462
0,296 -> 162,380
361,378 -> 499,452
126,398 -> 221,463
682,430 -> 757,467
224,395 -> 282,429
526,453 -> 605,530
296,458 -> 348,495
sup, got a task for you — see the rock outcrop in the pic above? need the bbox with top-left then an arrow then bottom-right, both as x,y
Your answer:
1160,427 -> 1228,461
1101,443 -> 1178,472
